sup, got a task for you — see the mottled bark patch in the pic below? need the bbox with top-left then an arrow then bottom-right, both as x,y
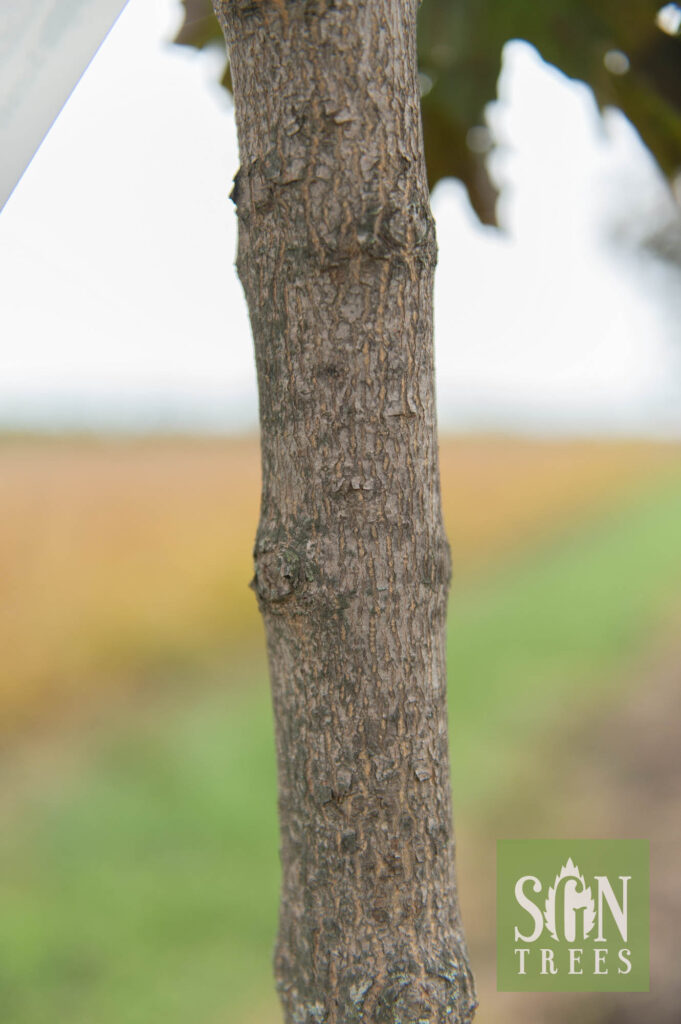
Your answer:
213,0 -> 476,1020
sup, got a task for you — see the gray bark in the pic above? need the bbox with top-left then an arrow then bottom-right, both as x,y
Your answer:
212,1 -> 476,1020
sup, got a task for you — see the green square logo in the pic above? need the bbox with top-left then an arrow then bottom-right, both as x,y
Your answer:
497,839 -> 649,992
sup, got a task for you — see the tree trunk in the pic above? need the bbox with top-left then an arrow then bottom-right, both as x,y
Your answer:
212,1 -> 476,1020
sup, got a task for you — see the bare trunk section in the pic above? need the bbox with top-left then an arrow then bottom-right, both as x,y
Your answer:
213,1 -> 476,1020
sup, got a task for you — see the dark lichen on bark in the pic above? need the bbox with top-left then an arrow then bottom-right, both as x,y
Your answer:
212,0 -> 476,1020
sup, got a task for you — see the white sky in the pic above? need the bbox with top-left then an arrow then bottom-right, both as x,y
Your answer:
1,0 -> 680,435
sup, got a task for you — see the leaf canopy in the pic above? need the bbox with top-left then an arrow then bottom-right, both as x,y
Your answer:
175,0 -> 681,224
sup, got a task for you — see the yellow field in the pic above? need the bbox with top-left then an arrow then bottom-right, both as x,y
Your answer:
439,436 -> 680,571
0,434 -> 678,729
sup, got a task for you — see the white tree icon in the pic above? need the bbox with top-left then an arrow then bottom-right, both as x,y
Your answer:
544,858 -> 596,942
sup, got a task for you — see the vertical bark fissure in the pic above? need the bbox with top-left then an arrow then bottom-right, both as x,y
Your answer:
213,1 -> 476,1020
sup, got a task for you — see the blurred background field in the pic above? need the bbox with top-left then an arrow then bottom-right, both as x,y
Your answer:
1,434 -> 680,1024
1,434 -> 678,732
2,1 -> 681,1020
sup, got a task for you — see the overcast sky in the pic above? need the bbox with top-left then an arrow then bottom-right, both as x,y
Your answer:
1,0 -> 680,435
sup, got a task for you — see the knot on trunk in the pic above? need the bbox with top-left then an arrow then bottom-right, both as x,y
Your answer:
252,544 -> 314,606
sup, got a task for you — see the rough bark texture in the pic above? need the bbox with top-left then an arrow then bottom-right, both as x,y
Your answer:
212,1 -> 476,1020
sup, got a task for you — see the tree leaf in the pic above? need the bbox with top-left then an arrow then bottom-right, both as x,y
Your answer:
175,0 -> 681,225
